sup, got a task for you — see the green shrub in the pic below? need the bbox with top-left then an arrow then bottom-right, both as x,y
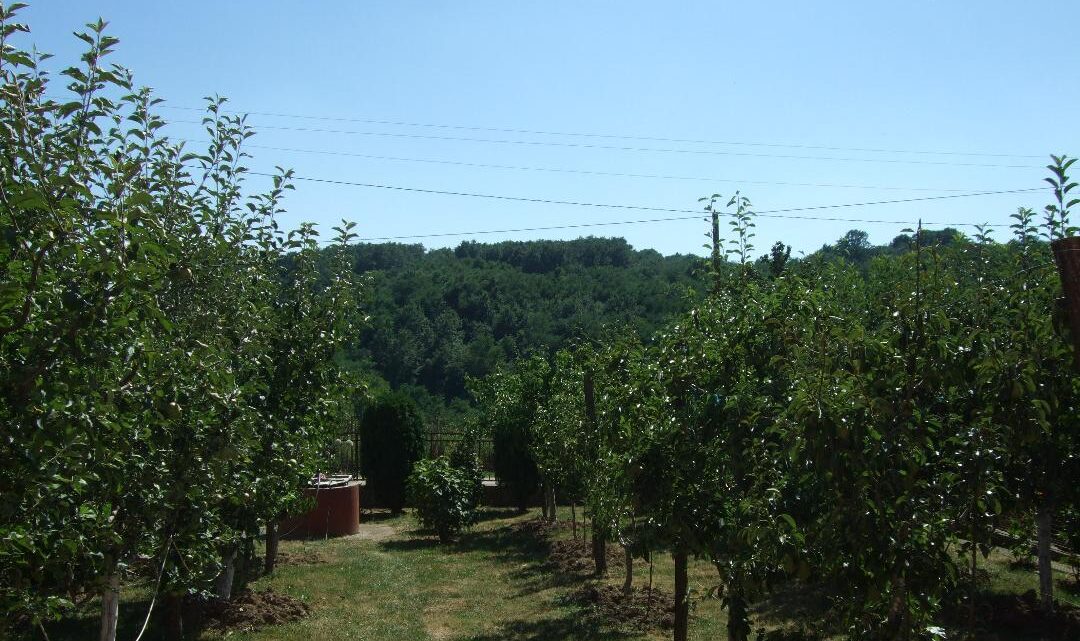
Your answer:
448,420 -> 484,511
359,392 -> 425,512
407,457 -> 478,543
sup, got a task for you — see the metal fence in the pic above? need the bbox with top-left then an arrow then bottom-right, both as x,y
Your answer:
425,431 -> 495,472
325,422 -> 494,476
326,417 -> 362,477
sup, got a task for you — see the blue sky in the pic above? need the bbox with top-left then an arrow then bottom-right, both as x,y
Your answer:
17,1 -> 1080,256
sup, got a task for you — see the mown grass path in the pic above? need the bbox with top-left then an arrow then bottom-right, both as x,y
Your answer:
237,508 -> 684,641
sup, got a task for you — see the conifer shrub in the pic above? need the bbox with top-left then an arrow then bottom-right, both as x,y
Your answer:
492,421 -> 540,511
359,392 -> 425,512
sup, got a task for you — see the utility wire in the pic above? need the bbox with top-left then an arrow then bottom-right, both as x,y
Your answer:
172,120 -> 1039,169
158,103 -> 1043,159
224,140 -> 995,193
246,171 -> 1039,240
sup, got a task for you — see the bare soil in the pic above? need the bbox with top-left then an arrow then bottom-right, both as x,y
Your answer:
511,517 -> 570,539
547,538 -> 625,575
511,516 -> 678,632
192,588 -> 311,634
276,549 -> 326,566
570,583 -> 678,631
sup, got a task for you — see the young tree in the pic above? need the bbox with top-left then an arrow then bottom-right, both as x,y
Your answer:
0,8 -> 361,637
474,355 -> 548,512
533,350 -> 586,523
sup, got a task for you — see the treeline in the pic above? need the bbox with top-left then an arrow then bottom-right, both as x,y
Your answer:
472,184 -> 1080,640
1,10 -> 359,640
335,230 -> 967,422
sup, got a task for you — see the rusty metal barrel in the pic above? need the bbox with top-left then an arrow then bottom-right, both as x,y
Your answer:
279,479 -> 361,538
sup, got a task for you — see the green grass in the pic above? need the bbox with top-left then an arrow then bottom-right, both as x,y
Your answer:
41,507 -> 1076,640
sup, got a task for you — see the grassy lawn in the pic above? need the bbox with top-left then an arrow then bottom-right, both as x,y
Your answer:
212,507 -> 702,641
42,507 -> 1077,640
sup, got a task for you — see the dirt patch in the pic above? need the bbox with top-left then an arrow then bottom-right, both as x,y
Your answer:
346,523 -> 396,541
570,583 -> 678,630
973,590 -> 1080,640
424,597 -> 467,640
192,589 -> 310,634
277,549 -> 326,566
548,539 -> 624,575
426,622 -> 452,640
511,517 -> 570,539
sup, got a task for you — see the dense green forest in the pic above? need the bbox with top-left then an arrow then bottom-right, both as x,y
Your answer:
338,238 -> 702,411
337,228 -> 964,418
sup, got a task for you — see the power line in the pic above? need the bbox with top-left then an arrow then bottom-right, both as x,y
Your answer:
158,103 -> 1043,160
171,120 -> 1039,169
245,170 -> 1039,240
223,140 -> 995,193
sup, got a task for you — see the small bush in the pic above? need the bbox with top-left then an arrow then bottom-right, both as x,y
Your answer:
448,421 -> 484,511
407,457 -> 478,543
359,392 -> 425,512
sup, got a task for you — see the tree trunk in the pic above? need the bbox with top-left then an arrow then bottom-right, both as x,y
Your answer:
647,552 -> 654,617
235,536 -> 255,593
674,548 -> 689,641
571,502 -> 577,540
969,534 -> 979,629
1037,504 -> 1054,612
622,545 -> 633,594
592,525 -> 607,577
540,482 -> 550,520
886,572 -> 910,640
98,570 -> 120,641
727,590 -> 749,641
262,517 -> 278,574
546,485 -> 557,522
215,546 -> 238,599
163,591 -> 184,641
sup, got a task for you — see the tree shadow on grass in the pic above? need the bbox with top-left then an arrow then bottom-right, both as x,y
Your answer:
475,507 -> 522,523
360,508 -> 404,523
42,596 -> 223,641
454,611 -> 641,641
378,535 -> 443,552
506,564 -> 586,600
454,521 -> 594,599
379,516 -> 551,562
43,598 -> 156,641
455,523 -> 547,558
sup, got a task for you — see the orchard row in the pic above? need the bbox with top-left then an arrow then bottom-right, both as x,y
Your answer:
474,179 -> 1080,641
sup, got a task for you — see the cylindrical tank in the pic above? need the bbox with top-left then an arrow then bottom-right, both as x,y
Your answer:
279,480 -> 361,538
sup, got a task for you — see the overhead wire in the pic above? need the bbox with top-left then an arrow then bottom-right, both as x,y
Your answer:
156,103 -> 1043,159
245,170 -> 1040,240
170,119 -> 1039,168
207,140 -> 998,193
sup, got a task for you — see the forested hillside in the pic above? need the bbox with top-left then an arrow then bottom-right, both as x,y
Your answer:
338,237 -> 702,407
